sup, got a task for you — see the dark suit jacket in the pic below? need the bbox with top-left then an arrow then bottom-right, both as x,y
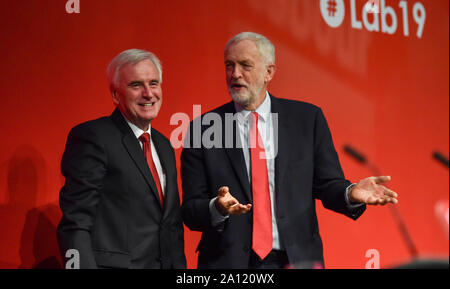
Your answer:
181,94 -> 366,268
57,109 -> 186,269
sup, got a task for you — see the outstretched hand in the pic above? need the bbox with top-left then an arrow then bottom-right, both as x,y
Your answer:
215,186 -> 252,216
349,176 -> 398,205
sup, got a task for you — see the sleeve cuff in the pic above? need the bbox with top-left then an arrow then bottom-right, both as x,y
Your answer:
345,183 -> 365,208
209,197 -> 229,229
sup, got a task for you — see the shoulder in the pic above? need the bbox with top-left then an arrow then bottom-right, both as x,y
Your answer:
270,94 -> 323,120
151,127 -> 170,143
151,127 -> 174,151
72,116 -> 112,130
204,101 -> 235,116
66,115 -> 120,143
186,101 -> 234,130
70,115 -> 112,131
272,95 -> 320,112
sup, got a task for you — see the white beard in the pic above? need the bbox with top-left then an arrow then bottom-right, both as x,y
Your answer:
228,84 -> 264,109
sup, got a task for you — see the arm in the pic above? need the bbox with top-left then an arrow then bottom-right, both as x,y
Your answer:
312,108 -> 398,215
180,129 -> 251,232
312,108 -> 366,219
180,145 -> 215,232
57,124 -> 107,269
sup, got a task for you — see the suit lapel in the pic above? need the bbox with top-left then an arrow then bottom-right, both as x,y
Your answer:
110,109 -> 163,210
151,128 -> 175,218
221,102 -> 252,203
225,147 -> 252,203
270,95 -> 290,203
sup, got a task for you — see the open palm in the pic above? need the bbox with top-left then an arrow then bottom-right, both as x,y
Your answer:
349,176 -> 398,205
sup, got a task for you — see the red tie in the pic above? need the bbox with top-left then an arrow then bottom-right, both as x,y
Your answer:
250,112 -> 272,260
139,132 -> 164,207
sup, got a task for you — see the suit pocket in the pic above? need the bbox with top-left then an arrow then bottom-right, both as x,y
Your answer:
93,249 -> 130,269
196,230 -> 226,254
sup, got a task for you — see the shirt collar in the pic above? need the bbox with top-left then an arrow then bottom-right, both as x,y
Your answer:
120,111 -> 152,140
234,91 -> 271,124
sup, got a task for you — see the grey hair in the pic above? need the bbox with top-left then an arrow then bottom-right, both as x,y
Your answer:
106,48 -> 162,89
225,32 -> 275,64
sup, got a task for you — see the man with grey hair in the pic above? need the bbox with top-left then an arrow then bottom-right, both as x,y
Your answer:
181,32 -> 398,268
57,49 -> 186,269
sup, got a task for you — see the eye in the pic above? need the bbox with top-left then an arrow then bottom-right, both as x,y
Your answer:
149,80 -> 160,87
241,62 -> 253,70
128,81 -> 142,88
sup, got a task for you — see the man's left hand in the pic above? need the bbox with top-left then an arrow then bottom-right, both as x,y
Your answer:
349,176 -> 398,205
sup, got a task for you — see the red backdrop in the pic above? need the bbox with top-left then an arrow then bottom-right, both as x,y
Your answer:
0,0 -> 448,269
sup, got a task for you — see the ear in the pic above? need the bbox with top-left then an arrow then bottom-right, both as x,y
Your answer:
264,63 -> 276,83
111,86 -> 119,105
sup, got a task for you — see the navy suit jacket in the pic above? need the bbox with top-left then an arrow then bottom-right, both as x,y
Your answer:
57,109 -> 186,269
181,94 -> 365,268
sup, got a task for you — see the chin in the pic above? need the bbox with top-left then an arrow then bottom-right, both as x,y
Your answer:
140,108 -> 160,120
230,90 -> 247,102
231,93 -> 254,108
145,114 -> 158,122
135,113 -> 156,124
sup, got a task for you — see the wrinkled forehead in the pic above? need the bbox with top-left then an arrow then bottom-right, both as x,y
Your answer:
117,59 -> 160,82
224,39 -> 263,62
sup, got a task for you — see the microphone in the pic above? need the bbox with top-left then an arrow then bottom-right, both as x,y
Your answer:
344,145 -> 367,164
433,151 -> 449,168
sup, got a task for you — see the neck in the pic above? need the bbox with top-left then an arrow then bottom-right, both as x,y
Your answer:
118,109 -> 150,131
136,122 -> 150,132
243,91 -> 267,111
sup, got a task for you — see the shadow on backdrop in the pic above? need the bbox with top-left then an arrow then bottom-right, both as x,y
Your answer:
20,203 -> 62,268
0,145 -> 62,268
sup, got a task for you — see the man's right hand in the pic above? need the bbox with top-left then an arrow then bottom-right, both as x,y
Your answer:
215,186 -> 252,216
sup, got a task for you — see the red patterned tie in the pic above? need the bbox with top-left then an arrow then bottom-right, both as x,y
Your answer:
139,132 -> 164,207
250,112 -> 272,259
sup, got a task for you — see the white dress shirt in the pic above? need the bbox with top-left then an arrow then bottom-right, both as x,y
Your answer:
210,92 -> 282,250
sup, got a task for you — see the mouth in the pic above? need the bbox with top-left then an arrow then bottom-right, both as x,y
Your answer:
138,102 -> 155,107
230,83 -> 247,90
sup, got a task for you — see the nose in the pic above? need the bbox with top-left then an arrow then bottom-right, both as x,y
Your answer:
230,65 -> 242,79
142,84 -> 153,98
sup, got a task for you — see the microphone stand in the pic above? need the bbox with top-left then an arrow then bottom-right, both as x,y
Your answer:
432,151 -> 449,169
343,145 -> 419,259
